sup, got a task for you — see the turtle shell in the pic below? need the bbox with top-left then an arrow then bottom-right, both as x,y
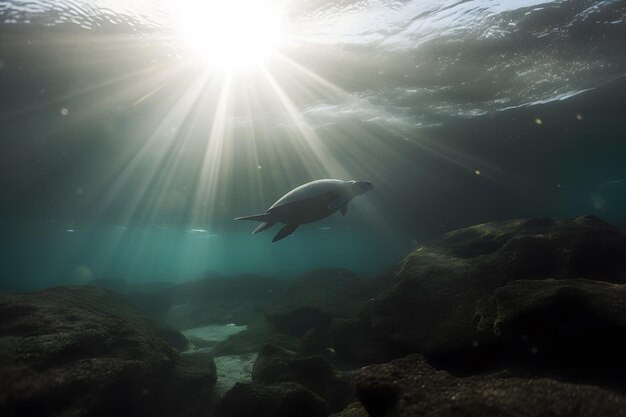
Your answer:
268,179 -> 349,211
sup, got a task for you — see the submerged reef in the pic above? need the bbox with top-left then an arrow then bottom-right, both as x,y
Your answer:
352,354 -> 626,417
2,215 -> 626,416
333,215 -> 626,380
0,286 -> 216,417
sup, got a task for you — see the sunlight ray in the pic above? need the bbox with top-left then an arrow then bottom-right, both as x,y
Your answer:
259,67 -> 350,179
0,60 -> 172,123
190,73 -> 234,226
92,70 -> 212,225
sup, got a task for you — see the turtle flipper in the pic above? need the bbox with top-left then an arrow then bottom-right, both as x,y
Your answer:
253,222 -> 276,235
234,213 -> 271,221
328,195 -> 350,212
273,224 -> 298,242
340,205 -> 348,216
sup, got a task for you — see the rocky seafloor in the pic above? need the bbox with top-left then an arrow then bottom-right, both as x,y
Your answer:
2,215 -> 626,417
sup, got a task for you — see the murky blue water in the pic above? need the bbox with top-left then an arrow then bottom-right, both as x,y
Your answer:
1,0 -> 625,290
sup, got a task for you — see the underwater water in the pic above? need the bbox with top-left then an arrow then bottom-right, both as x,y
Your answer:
1,1 -> 626,416
0,0 -> 624,290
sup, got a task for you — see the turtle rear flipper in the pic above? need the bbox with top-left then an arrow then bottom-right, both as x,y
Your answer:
252,222 -> 276,235
273,224 -> 298,242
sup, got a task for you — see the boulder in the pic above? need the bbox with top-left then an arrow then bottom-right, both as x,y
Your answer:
329,402 -> 368,417
173,351 -> 218,417
352,354 -> 626,417
338,216 -> 626,364
151,322 -> 189,351
0,286 -> 213,417
213,382 -> 329,417
329,318 -> 397,366
265,269 -> 384,337
252,344 -> 353,412
472,278 -> 626,382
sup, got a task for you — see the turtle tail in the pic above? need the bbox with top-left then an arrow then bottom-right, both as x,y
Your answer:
233,213 -> 272,222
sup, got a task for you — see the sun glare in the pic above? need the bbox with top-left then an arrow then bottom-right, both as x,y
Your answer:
179,0 -> 283,69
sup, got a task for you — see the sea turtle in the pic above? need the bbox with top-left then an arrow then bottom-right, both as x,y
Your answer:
234,179 -> 374,242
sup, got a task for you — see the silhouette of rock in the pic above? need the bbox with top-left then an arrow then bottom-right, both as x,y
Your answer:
265,269 -> 384,337
328,318 -> 397,366
252,344 -> 353,412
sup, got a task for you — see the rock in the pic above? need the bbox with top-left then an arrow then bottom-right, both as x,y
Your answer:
0,286 -> 213,417
472,278 -> 626,382
151,322 -> 189,351
173,351 -> 218,417
329,402 -> 368,417
265,269 -> 384,337
339,216 -> 626,365
352,354 -> 626,417
329,318 -> 397,366
300,327 -> 328,356
252,344 -> 353,412
213,382 -> 329,417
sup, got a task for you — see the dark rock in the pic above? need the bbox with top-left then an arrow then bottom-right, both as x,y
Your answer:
472,278 -> 626,383
265,269 -> 384,337
252,344 -> 353,412
329,318 -> 397,366
352,354 -> 626,417
151,322 -> 189,351
0,286 -> 213,417
213,382 -> 329,417
339,216 -> 626,365
173,351 -> 218,417
329,402 -> 368,417
300,327 -> 328,356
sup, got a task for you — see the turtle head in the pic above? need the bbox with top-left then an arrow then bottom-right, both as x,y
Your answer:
350,180 -> 374,195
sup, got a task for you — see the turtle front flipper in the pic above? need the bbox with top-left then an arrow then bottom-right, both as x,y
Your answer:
272,224 -> 298,242
328,194 -> 351,212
